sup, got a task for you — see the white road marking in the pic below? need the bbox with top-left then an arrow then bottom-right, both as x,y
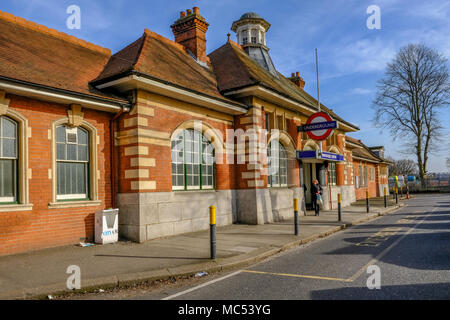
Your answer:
161,271 -> 242,300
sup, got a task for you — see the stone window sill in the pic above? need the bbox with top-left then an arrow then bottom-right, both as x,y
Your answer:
0,204 -> 34,212
48,200 -> 102,209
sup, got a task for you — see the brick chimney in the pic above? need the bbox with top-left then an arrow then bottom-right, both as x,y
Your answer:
288,72 -> 306,90
171,7 -> 210,63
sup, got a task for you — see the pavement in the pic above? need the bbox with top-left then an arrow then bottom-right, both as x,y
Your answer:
0,199 -> 405,300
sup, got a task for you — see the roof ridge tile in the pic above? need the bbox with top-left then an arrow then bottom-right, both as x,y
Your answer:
144,28 -> 186,53
0,10 -> 111,56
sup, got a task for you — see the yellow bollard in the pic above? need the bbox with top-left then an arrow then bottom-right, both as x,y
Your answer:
366,191 -> 370,213
294,198 -> 299,235
338,194 -> 342,221
210,206 -> 216,225
209,206 -> 216,260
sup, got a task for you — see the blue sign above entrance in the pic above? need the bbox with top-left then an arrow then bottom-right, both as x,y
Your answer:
321,152 -> 344,162
297,150 -> 344,162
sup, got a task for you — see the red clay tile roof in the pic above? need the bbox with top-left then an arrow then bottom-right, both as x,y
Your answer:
209,41 -> 359,130
94,29 -> 242,106
346,136 -> 386,163
0,10 -> 127,103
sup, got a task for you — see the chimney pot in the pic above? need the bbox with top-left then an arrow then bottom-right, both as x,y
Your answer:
288,71 -> 305,90
171,8 -> 210,63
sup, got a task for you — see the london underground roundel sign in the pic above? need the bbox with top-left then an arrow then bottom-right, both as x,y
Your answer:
305,112 -> 335,141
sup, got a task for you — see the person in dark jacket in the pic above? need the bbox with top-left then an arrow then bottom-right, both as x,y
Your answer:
311,179 -> 323,216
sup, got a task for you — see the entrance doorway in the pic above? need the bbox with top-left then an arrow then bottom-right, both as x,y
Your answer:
303,162 -> 321,209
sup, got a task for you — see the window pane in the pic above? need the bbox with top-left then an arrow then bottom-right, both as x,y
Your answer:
78,145 -> 88,161
57,162 -> 87,198
0,160 -> 15,198
57,143 -> 66,160
78,128 -> 88,145
2,138 -> 16,158
67,144 -> 77,161
57,162 -> 65,195
56,126 -> 66,143
76,163 -> 87,195
2,118 -> 16,138
172,175 -> 177,187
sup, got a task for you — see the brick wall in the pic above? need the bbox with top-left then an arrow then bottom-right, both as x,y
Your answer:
353,160 -> 379,200
117,90 -> 236,194
0,95 -> 113,256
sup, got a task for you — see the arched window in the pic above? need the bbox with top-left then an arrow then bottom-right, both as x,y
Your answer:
0,116 -> 18,203
56,125 -> 90,200
171,129 -> 214,191
268,141 -> 288,188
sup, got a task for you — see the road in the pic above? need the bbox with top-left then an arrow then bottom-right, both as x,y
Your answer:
71,194 -> 450,300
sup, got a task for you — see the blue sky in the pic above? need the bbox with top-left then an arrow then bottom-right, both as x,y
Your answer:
2,0 -> 450,172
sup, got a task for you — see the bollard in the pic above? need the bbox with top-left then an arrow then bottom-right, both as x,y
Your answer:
384,188 -> 387,208
407,186 -> 410,200
338,193 -> 342,222
294,198 -> 299,236
395,188 -> 398,204
209,206 -> 216,260
366,191 -> 370,213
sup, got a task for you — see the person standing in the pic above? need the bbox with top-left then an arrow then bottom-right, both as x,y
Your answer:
311,179 -> 323,216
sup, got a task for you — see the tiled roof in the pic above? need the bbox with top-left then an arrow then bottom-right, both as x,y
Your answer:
209,41 -> 359,130
346,136 -> 389,163
94,30 -> 241,106
0,10 -> 127,103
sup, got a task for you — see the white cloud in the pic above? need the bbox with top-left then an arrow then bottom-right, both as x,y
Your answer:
350,88 -> 372,95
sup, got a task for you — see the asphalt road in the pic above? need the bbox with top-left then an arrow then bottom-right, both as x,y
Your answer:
73,193 -> 450,300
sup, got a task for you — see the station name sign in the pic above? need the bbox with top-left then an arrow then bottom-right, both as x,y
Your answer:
298,121 -> 337,132
297,150 -> 344,162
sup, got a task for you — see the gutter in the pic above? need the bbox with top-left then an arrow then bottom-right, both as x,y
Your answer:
94,71 -> 248,115
0,76 -> 131,113
352,155 -> 381,164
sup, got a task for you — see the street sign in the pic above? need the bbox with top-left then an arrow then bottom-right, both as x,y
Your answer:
298,112 -> 336,141
296,150 -> 344,162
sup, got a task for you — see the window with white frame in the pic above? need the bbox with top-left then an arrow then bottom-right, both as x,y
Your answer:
56,125 -> 90,200
171,129 -> 214,191
268,141 -> 288,188
0,116 -> 18,203
328,162 -> 337,186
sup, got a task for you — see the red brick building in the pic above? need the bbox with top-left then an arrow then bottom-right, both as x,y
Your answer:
0,8 -> 390,256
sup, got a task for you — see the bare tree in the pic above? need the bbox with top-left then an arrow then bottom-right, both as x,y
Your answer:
387,157 -> 418,176
446,157 -> 450,172
373,44 -> 450,183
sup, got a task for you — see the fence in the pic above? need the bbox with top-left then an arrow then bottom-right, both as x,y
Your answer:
402,175 -> 450,193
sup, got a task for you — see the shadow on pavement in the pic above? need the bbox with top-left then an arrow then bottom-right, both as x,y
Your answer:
95,254 -> 210,261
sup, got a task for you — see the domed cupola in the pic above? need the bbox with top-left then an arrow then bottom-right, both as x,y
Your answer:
231,12 -> 277,75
